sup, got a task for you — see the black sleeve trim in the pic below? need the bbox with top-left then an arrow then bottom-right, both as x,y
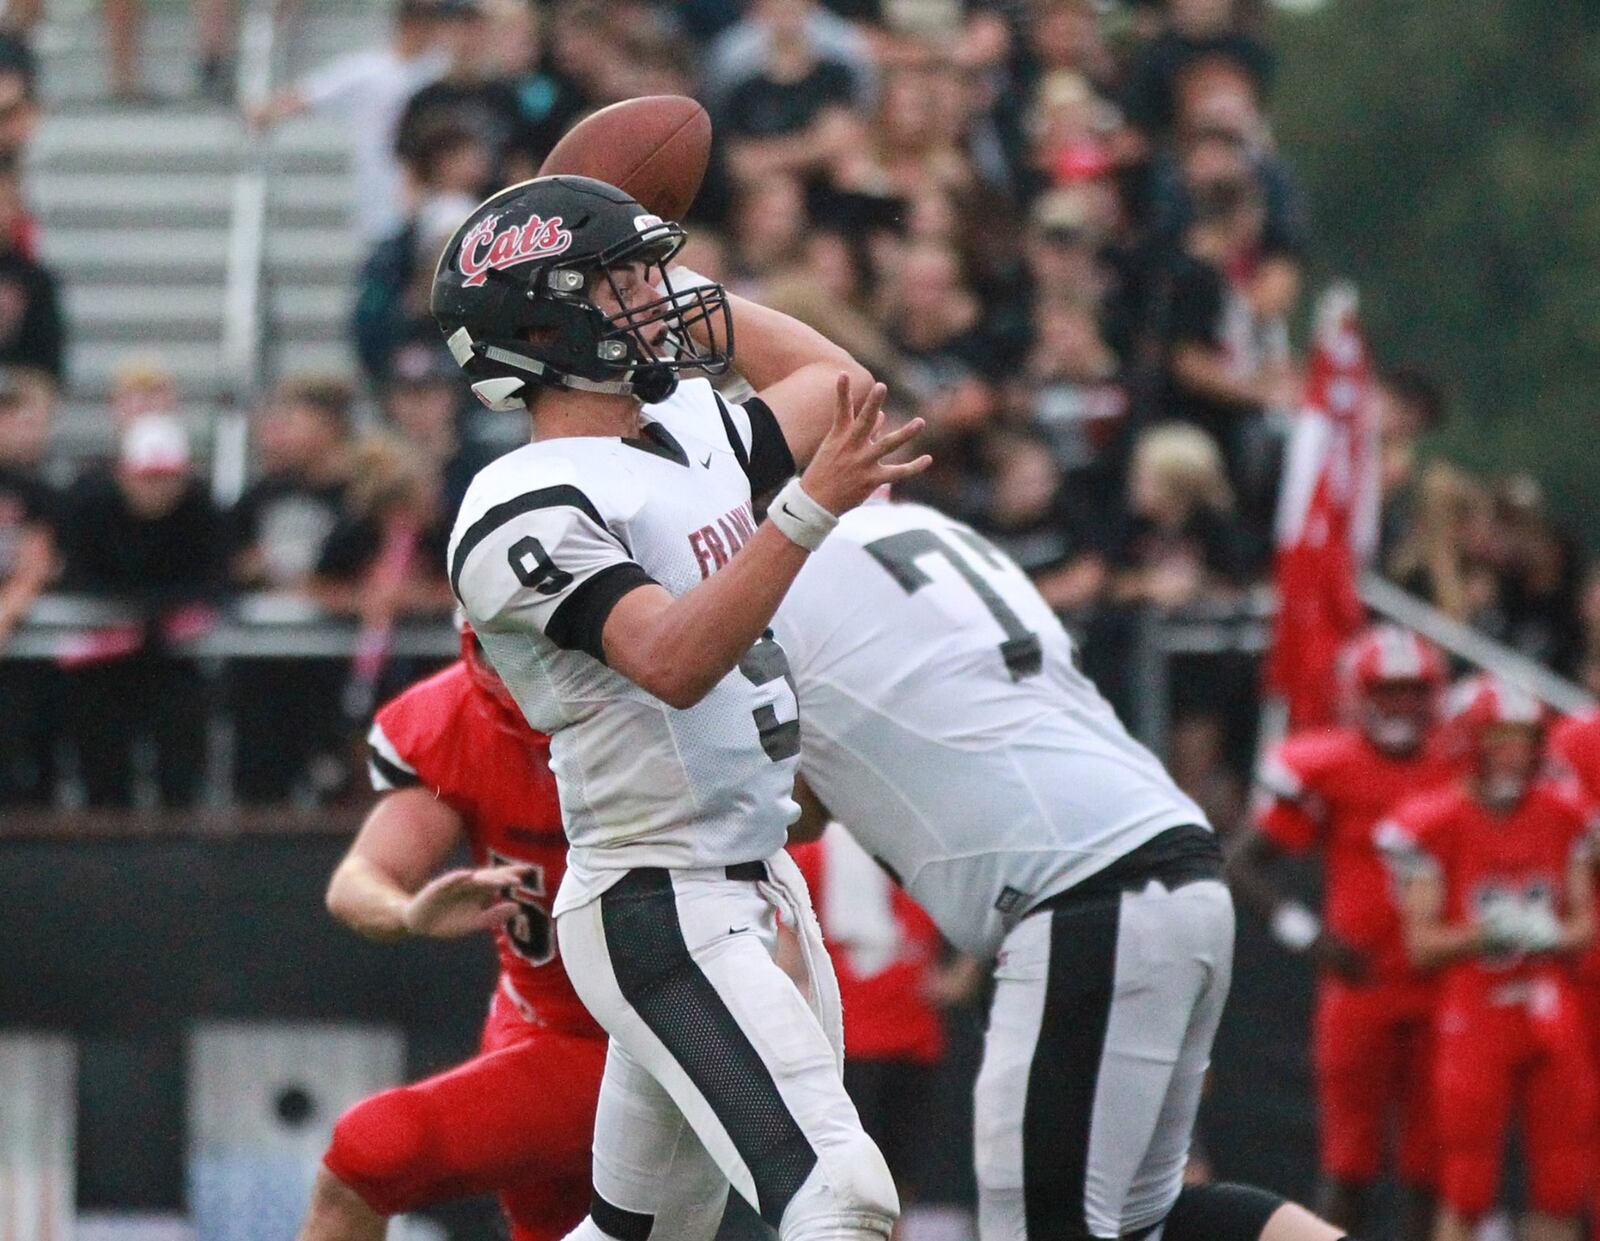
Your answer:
450,484 -> 617,600
740,396 -> 798,495
368,746 -> 422,789
545,561 -> 659,663
713,391 -> 752,473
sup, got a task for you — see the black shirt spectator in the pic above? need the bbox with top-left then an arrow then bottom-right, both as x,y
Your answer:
1159,252 -> 1244,442
57,470 -> 224,611
0,162 -> 63,382
397,76 -> 537,182
721,55 -> 855,139
228,376 -> 356,591
1122,27 -> 1273,140
55,416 -> 225,807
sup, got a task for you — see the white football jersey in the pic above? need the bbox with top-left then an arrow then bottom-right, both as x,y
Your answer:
449,379 -> 803,915
771,500 -> 1209,958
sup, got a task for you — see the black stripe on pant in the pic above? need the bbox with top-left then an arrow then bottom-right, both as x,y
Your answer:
1024,895 -> 1121,1240
600,867 -> 818,1227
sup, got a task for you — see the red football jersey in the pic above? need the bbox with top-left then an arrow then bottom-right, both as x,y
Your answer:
1551,712 -> 1600,806
1256,726 -> 1457,980
1384,781 -> 1591,1003
791,832 -> 944,1064
369,661 -> 599,1037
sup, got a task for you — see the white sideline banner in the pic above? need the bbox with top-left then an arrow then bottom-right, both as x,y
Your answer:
0,1032 -> 76,1241
186,1023 -> 403,1241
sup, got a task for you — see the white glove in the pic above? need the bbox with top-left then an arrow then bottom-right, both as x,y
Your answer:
1514,904 -> 1563,954
1478,898 -> 1526,954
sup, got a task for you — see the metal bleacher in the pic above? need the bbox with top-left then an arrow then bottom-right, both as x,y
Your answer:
25,0 -> 380,465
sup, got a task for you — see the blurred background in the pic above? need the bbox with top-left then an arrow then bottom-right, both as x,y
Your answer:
0,0 -> 1595,1237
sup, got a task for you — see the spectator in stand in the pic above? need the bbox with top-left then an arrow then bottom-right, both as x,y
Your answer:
1154,129 -> 1299,525
308,435 -> 455,712
1374,367 -> 1449,559
716,0 -> 867,188
883,242 -> 1002,383
1145,78 -> 1306,296
226,376 -> 356,803
1386,461 -> 1499,629
1020,68 -> 1118,203
1484,474 -> 1586,679
108,354 -> 180,432
379,336 -> 495,518
99,0 -> 235,102
352,117 -> 491,383
395,0 -> 545,187
1121,0 -> 1273,153
246,0 -> 454,245
725,172 -> 808,292
1021,185 -> 1128,343
1110,422 -> 1260,608
0,367 -> 58,805
791,823 -> 984,1222
834,56 -> 981,203
1013,294 -> 1130,521
704,0 -> 875,119
494,0 -> 591,168
0,33 -> 40,168
55,415 -> 224,808
1109,423 -> 1262,815
0,154 -> 63,383
1577,568 -> 1600,698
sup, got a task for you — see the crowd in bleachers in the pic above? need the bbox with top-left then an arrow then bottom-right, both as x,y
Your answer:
0,0 -> 1596,816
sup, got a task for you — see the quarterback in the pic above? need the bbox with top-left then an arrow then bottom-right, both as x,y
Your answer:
436,174 -> 927,1241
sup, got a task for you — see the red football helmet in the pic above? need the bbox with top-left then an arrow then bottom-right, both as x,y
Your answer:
1444,673 -> 1548,809
1339,625 -> 1447,754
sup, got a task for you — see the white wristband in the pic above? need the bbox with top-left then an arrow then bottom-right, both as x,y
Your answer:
1271,902 -> 1321,953
767,478 -> 838,551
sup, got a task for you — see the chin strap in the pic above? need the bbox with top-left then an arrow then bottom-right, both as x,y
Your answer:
449,327 -> 679,409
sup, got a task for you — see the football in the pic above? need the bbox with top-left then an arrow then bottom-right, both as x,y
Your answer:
538,95 -> 712,221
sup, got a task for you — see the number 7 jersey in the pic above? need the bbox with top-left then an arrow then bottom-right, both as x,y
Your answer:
448,379 -> 802,915
771,500 -> 1208,958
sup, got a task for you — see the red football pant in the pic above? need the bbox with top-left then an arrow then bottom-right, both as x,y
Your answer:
1312,977 -> 1435,1186
1432,982 -> 1596,1219
323,988 -> 607,1241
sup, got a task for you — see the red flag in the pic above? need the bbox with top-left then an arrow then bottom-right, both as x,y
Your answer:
1266,285 -> 1379,728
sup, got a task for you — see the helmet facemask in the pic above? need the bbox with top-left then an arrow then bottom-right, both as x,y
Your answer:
1476,722 -> 1543,812
1358,680 -> 1435,757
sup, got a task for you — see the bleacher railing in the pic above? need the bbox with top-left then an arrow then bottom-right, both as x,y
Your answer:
213,0 -> 280,507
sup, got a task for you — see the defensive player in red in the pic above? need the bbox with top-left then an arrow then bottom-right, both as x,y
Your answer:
1228,625 -> 1454,1241
1382,674 -> 1596,1241
296,630 -> 724,1241
1551,708 -> 1600,802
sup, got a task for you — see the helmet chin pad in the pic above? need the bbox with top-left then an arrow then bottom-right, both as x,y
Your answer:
471,376 -> 528,411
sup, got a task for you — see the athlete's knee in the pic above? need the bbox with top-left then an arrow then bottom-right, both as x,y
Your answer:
1162,1182 -> 1289,1241
780,1131 -> 900,1241
323,1088 -> 435,1216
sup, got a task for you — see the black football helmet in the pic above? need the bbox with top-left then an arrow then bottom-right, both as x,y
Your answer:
431,175 -> 732,409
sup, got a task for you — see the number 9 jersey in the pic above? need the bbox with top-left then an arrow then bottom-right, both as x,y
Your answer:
447,378 -> 802,916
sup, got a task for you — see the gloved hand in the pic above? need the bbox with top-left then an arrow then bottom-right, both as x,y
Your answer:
1513,904 -> 1563,954
1478,898 -> 1527,955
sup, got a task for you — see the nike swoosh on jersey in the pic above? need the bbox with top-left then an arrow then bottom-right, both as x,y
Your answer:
700,453 -> 713,468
